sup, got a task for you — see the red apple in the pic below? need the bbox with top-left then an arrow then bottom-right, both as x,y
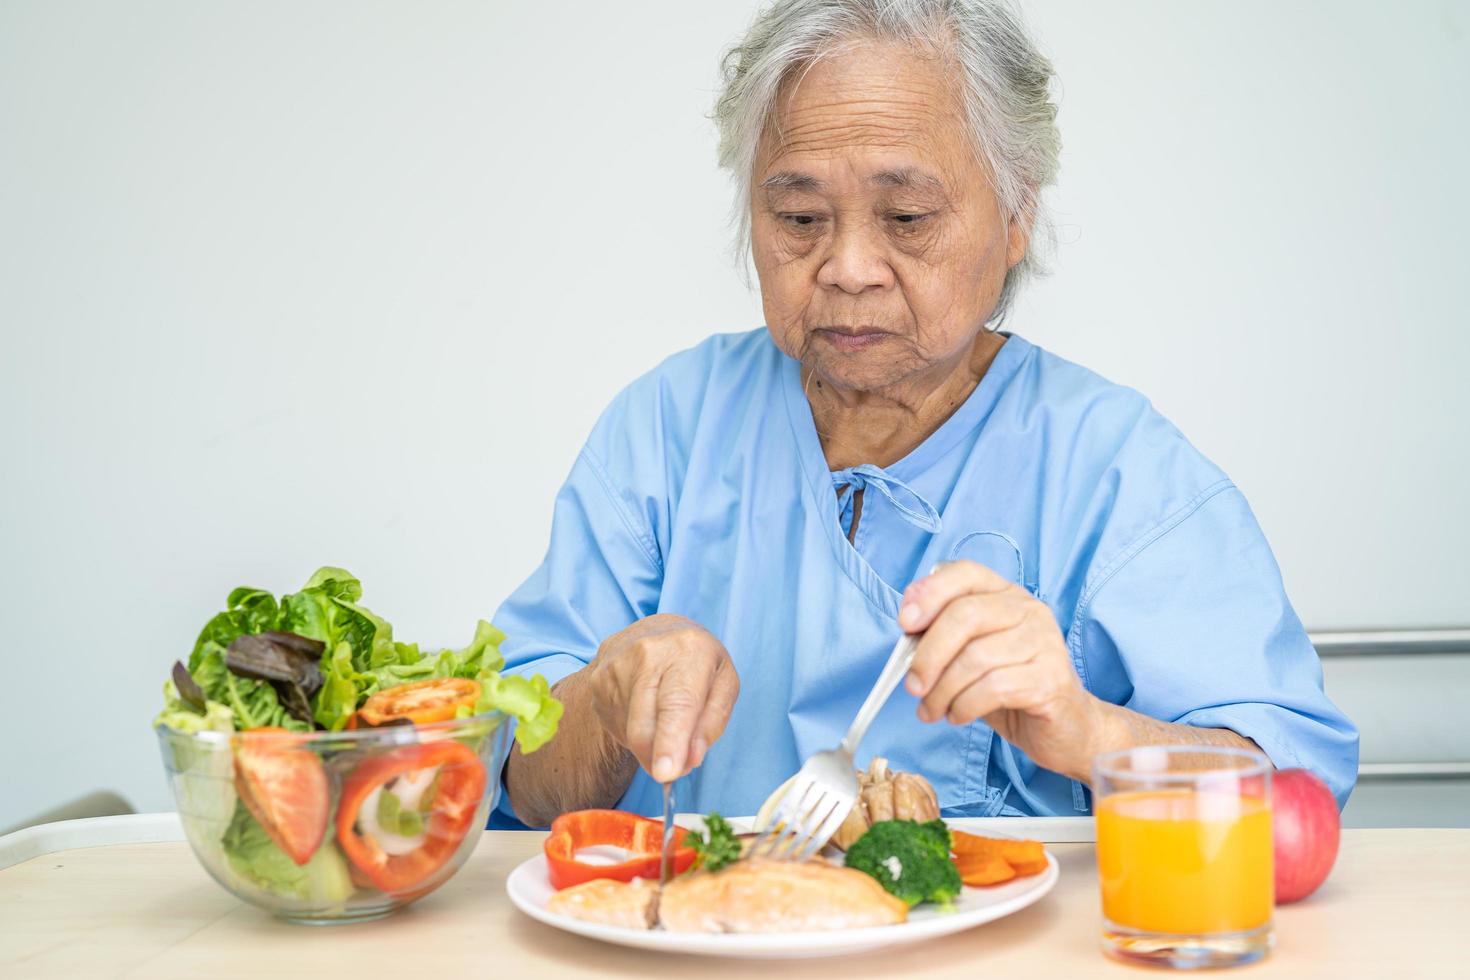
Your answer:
1272,768 -> 1341,904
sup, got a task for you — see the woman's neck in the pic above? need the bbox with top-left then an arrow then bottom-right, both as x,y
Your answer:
806,331 -> 1005,471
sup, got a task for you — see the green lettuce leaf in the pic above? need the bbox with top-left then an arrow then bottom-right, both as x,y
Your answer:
313,640 -> 371,731
280,568 -> 416,727
191,643 -> 231,695
187,587 -> 281,674
301,566 -> 362,601
278,569 -> 370,650
443,619 -> 507,677
479,671 -> 563,753
219,670 -> 312,732
220,804 -> 353,903
156,680 -> 239,843
153,679 -> 235,734
181,584 -> 307,730
164,568 -> 562,750
382,618 -> 560,752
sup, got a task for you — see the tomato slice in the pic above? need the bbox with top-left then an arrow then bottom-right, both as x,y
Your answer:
233,727 -> 329,866
336,741 -> 487,895
358,678 -> 480,726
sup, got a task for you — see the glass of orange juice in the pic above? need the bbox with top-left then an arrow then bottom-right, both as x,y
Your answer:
1093,746 -> 1273,969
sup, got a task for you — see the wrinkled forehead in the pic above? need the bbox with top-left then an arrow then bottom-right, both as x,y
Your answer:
755,38 -> 974,181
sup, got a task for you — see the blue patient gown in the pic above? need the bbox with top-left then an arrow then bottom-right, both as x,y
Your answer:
491,330 -> 1358,826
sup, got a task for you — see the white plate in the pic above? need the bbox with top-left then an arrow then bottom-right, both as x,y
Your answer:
505,821 -> 1059,959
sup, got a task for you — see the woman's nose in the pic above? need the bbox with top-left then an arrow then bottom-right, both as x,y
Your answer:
816,221 -> 894,294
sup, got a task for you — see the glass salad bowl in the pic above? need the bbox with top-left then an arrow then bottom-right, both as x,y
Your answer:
157,712 -> 511,924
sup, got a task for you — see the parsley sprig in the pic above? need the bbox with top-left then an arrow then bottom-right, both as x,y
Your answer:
688,812 -> 742,873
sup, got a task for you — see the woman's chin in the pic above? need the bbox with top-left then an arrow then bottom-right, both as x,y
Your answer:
805,351 -> 912,393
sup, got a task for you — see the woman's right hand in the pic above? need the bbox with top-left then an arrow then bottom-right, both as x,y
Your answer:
587,614 -> 740,783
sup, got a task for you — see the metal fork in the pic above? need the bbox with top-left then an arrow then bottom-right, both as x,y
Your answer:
748,631 -> 920,862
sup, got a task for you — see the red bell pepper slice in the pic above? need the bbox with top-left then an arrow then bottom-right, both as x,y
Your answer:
544,809 -> 696,890
336,740 -> 487,895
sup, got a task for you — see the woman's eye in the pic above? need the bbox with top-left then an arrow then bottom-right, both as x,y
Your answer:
781,213 -> 819,227
891,212 -> 931,225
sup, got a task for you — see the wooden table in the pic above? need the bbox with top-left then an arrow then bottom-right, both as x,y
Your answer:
1,829 -> 1466,978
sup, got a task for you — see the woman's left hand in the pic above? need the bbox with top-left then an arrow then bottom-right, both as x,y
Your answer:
899,560 -> 1103,781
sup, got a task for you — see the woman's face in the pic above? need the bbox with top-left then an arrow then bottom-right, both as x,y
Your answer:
751,40 -> 1028,393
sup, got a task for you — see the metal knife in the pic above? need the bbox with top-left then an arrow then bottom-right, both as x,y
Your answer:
659,779 -> 676,884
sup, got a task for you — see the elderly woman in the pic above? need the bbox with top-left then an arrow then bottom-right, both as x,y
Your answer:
494,0 -> 1357,827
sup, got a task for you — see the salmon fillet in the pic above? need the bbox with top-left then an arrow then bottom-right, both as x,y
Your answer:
546,876 -> 659,930
659,859 -> 908,933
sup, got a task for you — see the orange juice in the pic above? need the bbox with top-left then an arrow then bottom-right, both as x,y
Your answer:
1096,789 -> 1273,935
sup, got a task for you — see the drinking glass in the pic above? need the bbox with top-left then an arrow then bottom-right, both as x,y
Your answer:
1093,746 -> 1274,969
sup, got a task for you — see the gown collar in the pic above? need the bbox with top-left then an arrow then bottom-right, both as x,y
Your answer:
779,331 -> 1032,610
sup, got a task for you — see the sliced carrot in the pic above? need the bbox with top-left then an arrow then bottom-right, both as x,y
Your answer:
952,831 -> 1049,878
952,830 -> 1000,856
996,839 -> 1048,876
955,851 -> 1017,886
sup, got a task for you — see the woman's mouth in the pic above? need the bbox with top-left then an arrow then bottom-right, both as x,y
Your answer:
814,328 -> 889,353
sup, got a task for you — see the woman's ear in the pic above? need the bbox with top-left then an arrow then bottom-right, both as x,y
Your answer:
1006,210 -> 1033,269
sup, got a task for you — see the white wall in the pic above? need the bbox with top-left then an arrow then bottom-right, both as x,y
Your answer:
2,0 -> 1466,828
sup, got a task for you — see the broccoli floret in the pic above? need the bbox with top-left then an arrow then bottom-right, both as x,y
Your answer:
844,818 -> 961,908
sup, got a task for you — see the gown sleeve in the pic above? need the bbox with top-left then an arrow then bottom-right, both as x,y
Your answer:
1072,484 -> 1360,807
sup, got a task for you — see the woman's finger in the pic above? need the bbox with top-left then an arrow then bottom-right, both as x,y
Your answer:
898,560 -> 1013,632
906,590 -> 1028,697
650,662 -> 714,782
946,662 -> 1049,725
689,661 -> 740,770
917,630 -> 1036,722
621,671 -> 662,769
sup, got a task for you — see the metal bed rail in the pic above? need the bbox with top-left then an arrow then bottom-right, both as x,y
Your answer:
1310,628 -> 1470,783
1310,628 -> 1470,657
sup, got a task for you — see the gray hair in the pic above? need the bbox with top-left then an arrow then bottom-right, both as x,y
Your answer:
714,0 -> 1060,323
